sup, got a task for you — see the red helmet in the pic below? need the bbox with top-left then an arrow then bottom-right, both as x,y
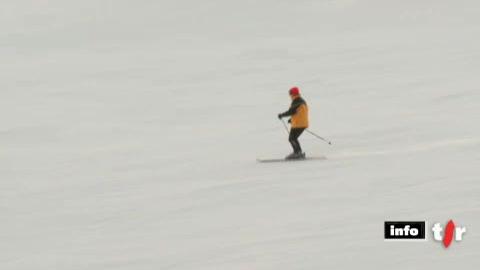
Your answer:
289,87 -> 300,96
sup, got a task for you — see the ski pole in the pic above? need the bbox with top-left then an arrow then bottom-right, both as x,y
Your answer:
279,118 -> 289,134
306,129 -> 332,145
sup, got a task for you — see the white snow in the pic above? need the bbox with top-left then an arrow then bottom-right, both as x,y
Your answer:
1,0 -> 480,269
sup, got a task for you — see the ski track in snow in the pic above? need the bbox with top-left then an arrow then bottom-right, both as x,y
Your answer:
333,137 -> 480,159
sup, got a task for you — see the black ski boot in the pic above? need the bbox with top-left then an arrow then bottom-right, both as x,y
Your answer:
285,152 -> 306,160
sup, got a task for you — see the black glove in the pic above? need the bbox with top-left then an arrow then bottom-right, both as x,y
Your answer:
278,113 -> 283,119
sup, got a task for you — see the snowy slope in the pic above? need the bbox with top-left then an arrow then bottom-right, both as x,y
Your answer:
1,0 -> 480,269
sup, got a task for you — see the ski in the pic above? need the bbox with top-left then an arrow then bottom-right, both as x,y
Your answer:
256,156 -> 327,163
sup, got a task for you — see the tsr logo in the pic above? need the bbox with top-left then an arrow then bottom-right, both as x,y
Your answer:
432,220 -> 466,248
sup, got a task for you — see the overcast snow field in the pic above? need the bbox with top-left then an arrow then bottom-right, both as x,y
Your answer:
1,0 -> 480,269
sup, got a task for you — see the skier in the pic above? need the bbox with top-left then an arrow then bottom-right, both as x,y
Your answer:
278,87 -> 309,159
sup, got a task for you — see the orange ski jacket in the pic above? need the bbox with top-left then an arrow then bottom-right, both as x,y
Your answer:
280,95 -> 309,128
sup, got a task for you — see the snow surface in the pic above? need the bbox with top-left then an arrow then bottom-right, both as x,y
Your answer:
1,0 -> 480,269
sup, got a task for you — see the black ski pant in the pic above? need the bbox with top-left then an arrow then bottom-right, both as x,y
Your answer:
289,128 -> 305,153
